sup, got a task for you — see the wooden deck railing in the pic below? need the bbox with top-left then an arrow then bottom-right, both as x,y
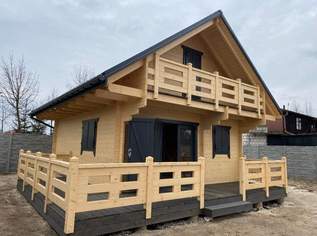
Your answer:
147,57 -> 263,116
239,156 -> 288,201
17,150 -> 205,234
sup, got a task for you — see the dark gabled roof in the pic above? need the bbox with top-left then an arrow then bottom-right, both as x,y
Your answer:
283,109 -> 317,120
31,10 -> 280,117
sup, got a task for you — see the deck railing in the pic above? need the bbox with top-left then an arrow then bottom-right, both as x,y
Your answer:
239,156 -> 288,201
147,57 -> 263,115
17,150 -> 205,234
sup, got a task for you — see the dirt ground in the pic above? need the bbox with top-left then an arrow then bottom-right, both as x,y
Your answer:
1,174 -> 316,236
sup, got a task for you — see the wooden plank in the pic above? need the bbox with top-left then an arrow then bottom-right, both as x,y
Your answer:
108,83 -> 143,98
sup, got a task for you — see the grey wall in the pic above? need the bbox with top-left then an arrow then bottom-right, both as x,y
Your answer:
244,145 -> 317,180
0,133 -> 52,173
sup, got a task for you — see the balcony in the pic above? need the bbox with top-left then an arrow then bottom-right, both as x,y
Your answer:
147,57 -> 264,118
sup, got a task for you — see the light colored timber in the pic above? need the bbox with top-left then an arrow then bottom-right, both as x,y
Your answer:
108,83 -> 143,98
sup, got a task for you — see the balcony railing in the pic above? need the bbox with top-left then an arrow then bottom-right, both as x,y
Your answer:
147,57 -> 264,116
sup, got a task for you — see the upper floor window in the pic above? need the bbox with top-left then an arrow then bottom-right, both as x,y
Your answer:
296,117 -> 302,130
182,46 -> 203,69
81,118 -> 99,155
212,125 -> 231,158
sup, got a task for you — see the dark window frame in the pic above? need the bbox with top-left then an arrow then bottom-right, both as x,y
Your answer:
212,125 -> 231,158
182,45 -> 203,69
81,118 -> 99,155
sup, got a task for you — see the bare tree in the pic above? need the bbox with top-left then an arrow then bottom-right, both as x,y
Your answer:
290,99 -> 301,113
0,55 -> 39,132
305,101 -> 313,116
67,65 -> 94,88
0,94 -> 10,132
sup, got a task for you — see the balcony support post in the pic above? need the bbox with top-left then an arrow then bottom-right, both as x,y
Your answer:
237,78 -> 242,114
187,63 -> 192,105
214,71 -> 220,110
154,53 -> 160,99
257,86 -> 261,118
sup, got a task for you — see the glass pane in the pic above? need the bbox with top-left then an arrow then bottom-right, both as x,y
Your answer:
179,126 -> 194,161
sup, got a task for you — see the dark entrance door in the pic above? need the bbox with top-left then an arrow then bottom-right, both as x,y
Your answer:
124,118 -> 156,162
125,118 -> 197,163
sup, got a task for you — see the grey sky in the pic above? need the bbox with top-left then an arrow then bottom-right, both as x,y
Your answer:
1,0 -> 317,115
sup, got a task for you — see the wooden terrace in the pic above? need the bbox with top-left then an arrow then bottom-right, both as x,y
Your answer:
17,150 -> 287,235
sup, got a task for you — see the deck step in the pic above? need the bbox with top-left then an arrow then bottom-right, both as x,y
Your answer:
202,201 -> 253,218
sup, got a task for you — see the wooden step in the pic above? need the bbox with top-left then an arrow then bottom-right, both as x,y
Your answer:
205,195 -> 242,206
202,201 -> 253,218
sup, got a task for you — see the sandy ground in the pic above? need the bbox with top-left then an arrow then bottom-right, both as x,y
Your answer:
0,174 -> 316,236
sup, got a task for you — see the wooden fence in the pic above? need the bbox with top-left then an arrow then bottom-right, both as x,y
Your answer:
17,150 -> 205,234
239,156 -> 288,201
147,56 -> 263,115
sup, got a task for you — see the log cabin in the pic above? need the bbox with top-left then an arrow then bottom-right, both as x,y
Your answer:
17,10 -> 288,235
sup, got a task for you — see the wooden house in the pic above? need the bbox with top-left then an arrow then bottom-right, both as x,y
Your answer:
17,10 -> 288,235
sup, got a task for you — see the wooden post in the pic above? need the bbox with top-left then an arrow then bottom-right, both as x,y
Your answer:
44,153 -> 56,213
31,152 -> 41,200
282,156 -> 288,193
257,86 -> 261,118
237,78 -> 242,114
187,63 -> 192,105
23,150 -> 32,191
214,71 -> 220,110
263,156 -> 269,198
240,156 -> 247,201
153,53 -> 160,99
198,157 -> 205,209
17,149 -> 24,179
64,156 -> 79,234
145,156 -> 154,219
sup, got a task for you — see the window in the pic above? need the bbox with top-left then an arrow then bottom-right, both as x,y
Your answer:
296,117 -> 302,131
212,125 -> 230,158
81,118 -> 99,155
182,46 -> 202,69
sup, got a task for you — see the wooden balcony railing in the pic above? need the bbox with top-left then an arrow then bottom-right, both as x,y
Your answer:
147,57 -> 264,116
239,156 -> 288,201
17,150 -> 205,234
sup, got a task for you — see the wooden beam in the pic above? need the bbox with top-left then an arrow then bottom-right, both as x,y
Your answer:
199,33 -> 234,78
108,83 -> 143,98
94,89 -> 129,102
107,60 -> 144,84
83,94 -> 115,105
157,21 -> 215,55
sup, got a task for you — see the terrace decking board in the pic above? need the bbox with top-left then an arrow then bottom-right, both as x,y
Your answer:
17,179 -> 286,236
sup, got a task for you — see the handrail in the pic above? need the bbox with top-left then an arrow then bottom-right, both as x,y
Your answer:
147,56 -> 262,116
17,149 -> 206,234
239,156 -> 288,201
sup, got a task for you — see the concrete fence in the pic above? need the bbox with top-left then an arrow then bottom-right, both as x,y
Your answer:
244,145 -> 317,181
0,133 -> 52,173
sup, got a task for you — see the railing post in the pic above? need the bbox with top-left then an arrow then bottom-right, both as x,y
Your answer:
145,156 -> 154,219
23,150 -> 32,191
64,156 -> 79,234
263,156 -> 269,198
240,156 -> 247,201
282,156 -> 288,193
153,53 -> 160,99
17,149 -> 24,179
44,153 -> 56,213
237,78 -> 242,114
31,152 -> 41,200
187,63 -> 192,105
214,71 -> 220,110
257,86 -> 261,118
198,157 -> 205,209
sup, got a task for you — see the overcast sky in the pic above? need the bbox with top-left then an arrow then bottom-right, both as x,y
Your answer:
1,0 -> 317,115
